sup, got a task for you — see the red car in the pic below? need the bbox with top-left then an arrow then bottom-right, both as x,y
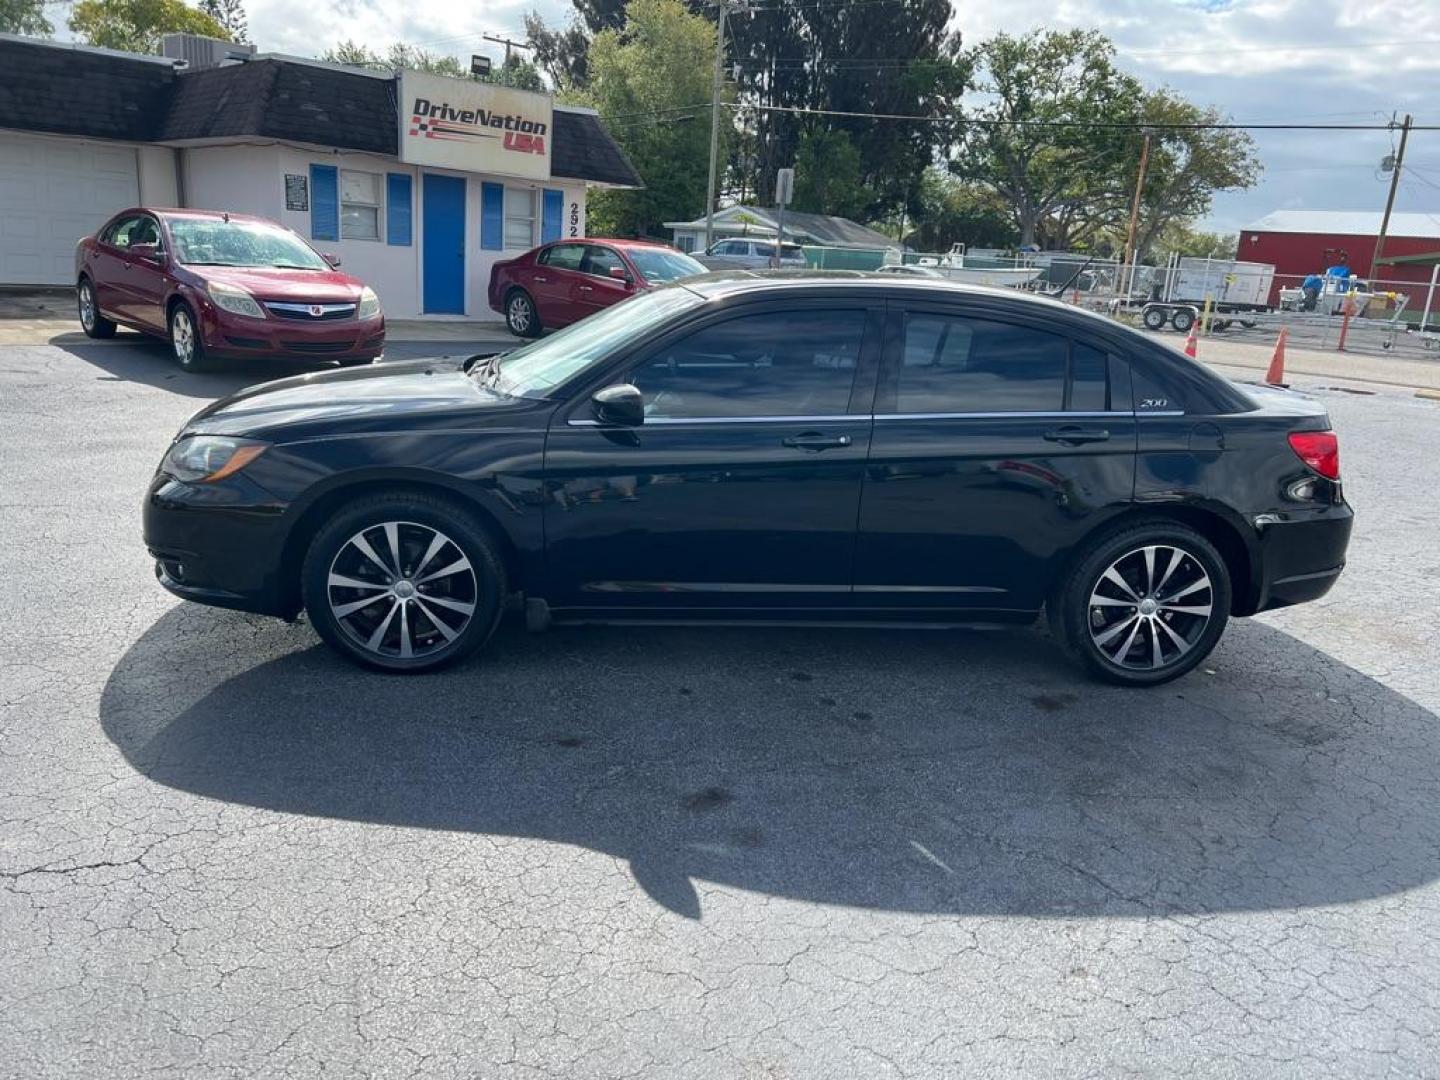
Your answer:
75,208 -> 385,372
488,238 -> 706,337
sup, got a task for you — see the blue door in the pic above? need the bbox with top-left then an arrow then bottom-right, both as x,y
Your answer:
422,174 -> 466,314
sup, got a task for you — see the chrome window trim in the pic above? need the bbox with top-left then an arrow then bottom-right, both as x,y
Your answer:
876,410 -> 1131,421
568,414 -> 857,427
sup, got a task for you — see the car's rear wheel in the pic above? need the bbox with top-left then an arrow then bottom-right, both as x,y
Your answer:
1170,307 -> 1196,333
168,301 -> 212,372
1050,521 -> 1231,687
301,493 -> 506,673
77,278 -> 116,338
505,288 -> 540,338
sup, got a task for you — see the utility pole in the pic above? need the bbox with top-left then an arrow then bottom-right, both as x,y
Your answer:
1122,128 -> 1153,297
481,33 -> 531,68
1370,113 -> 1412,281
703,0 -> 736,252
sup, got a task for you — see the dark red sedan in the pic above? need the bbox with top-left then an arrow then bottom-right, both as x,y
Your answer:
75,208 -> 385,371
488,238 -> 705,337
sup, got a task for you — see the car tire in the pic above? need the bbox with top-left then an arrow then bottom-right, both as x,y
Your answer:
301,492 -> 507,673
168,301 -> 212,372
1049,520 -> 1231,688
1170,308 -> 1196,334
77,277 -> 116,339
505,288 -> 541,338
1141,306 -> 1169,332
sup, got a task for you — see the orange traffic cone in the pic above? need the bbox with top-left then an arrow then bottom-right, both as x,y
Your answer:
1266,327 -> 1289,387
1183,321 -> 1199,358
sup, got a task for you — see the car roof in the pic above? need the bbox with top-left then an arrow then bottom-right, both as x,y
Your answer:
130,208 -> 283,226
572,237 -> 681,251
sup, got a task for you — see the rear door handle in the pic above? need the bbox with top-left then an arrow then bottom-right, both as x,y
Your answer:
1043,426 -> 1111,445
782,432 -> 852,451
577,284 -> 594,292
533,275 -> 548,283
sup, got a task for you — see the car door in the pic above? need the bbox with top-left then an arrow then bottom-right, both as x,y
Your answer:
851,301 -> 1137,617
120,214 -> 169,332
531,242 -> 587,326
542,300 -> 883,614
572,244 -> 634,318
90,214 -> 144,321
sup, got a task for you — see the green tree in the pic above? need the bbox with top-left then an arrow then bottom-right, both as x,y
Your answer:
1153,223 -> 1238,260
905,168 -> 1018,252
198,0 -> 245,41
524,12 -> 591,89
575,0 -> 730,238
69,0 -> 230,52
791,128 -> 866,220
1,0 -> 52,36
949,29 -> 1142,250
1129,89 -> 1261,262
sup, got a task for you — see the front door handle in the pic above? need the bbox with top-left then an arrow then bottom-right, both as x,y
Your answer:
1043,426 -> 1111,445
782,432 -> 853,451
533,275 -> 549,283
577,284 -> 594,293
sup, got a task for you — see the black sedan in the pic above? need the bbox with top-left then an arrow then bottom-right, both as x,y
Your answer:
143,273 -> 1352,686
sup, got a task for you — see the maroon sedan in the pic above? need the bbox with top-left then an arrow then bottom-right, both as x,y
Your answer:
75,208 -> 385,371
488,238 -> 705,337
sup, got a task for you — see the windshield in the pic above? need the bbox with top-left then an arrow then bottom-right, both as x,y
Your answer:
627,248 -> 707,284
491,287 -> 704,399
168,218 -> 330,270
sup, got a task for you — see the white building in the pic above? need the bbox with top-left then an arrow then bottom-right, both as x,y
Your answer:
0,34 -> 641,318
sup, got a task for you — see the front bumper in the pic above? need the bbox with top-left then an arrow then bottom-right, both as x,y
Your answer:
199,306 -> 386,361
1251,505 -> 1354,613
144,472 -> 295,617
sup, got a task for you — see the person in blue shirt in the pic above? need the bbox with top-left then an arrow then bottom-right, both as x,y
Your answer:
1301,272 -> 1324,311
1325,257 -> 1352,285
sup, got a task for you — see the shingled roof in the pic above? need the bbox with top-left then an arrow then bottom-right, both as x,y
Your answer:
0,37 -> 642,188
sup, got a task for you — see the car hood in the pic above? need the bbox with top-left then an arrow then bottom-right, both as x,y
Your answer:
194,266 -> 365,302
182,355 -> 531,441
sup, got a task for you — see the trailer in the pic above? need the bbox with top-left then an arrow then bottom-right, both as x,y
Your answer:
1140,257 -> 1276,333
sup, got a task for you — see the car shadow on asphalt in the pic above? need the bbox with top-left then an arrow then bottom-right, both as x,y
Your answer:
100,605 -> 1438,920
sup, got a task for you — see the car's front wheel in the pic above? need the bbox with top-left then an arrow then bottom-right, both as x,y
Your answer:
505,288 -> 540,338
77,278 -> 116,338
301,492 -> 507,672
168,301 -> 211,372
1051,521 -> 1231,687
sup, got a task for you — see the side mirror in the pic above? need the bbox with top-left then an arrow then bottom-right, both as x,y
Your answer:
322,253 -> 342,268
129,243 -> 165,266
592,383 -> 645,427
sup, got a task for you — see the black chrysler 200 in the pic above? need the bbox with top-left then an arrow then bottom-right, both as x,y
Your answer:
143,273 -> 1352,686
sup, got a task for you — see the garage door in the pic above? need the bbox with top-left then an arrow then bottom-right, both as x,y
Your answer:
0,132 -> 139,285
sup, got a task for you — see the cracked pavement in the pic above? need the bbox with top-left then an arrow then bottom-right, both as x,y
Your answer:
3,336 -> 1440,1078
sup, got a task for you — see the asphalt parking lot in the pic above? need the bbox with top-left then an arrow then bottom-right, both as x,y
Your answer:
3,334 -> 1440,1078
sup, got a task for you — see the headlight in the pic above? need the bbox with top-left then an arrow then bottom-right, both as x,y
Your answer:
357,286 -> 381,319
162,436 -> 269,483
208,281 -> 265,319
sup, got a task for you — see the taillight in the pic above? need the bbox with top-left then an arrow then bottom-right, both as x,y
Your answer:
1288,430 -> 1340,480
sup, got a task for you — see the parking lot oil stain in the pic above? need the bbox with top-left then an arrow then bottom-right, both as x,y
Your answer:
678,687 -> 692,696
682,786 -> 733,813
819,696 -> 837,707
790,671 -> 814,682
1031,692 -> 1077,712
554,735 -> 584,749
733,827 -> 764,848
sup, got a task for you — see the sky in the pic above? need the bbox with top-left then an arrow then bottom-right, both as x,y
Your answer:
47,0 -> 1440,233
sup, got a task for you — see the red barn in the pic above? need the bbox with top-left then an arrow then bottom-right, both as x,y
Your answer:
1239,209 -> 1440,314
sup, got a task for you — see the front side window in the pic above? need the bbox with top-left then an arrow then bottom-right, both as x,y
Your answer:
891,314 -> 1079,414
103,215 -> 147,248
339,170 -> 382,241
627,248 -> 706,284
504,187 -> 537,249
539,243 -> 585,271
630,309 -> 865,420
580,245 -> 626,278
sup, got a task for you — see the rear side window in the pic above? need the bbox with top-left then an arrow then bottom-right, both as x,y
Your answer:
630,309 -> 865,419
889,313 -> 1113,414
540,243 -> 585,270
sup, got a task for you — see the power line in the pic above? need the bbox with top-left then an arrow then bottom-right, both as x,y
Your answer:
722,101 -> 1440,130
